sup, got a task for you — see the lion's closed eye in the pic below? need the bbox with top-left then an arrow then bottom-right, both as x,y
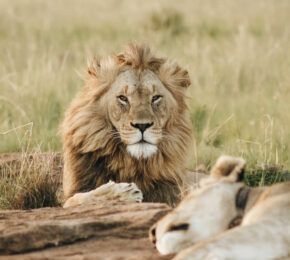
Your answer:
167,223 -> 189,232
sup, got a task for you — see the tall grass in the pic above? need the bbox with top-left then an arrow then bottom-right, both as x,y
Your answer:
0,152 -> 61,209
0,0 -> 289,172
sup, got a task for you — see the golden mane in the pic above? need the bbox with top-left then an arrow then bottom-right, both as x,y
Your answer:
61,43 -> 193,205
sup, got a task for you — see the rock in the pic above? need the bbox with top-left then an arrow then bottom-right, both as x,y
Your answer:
0,153 -> 172,259
0,201 -> 172,259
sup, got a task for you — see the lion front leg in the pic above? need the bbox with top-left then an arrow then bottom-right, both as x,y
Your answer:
63,181 -> 143,208
174,219 -> 289,260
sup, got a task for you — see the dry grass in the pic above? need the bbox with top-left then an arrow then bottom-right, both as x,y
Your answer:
0,0 -> 289,208
0,153 -> 62,209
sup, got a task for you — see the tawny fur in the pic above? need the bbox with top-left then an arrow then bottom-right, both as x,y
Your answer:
151,156 -> 290,260
61,43 -> 194,205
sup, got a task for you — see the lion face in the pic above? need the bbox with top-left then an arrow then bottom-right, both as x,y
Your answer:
150,156 -> 246,255
107,69 -> 176,159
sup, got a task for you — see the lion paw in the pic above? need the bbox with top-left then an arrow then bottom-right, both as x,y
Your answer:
63,181 -> 143,208
105,181 -> 143,203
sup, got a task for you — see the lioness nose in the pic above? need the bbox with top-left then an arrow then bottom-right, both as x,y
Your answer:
149,225 -> 157,244
130,122 -> 153,133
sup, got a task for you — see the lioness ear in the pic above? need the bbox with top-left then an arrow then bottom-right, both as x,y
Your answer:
210,155 -> 246,182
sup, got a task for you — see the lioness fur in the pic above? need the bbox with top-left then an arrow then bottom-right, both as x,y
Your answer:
151,156 -> 290,259
61,43 -> 203,206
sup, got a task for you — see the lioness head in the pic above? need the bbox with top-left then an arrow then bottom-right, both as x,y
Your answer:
150,156 -> 247,254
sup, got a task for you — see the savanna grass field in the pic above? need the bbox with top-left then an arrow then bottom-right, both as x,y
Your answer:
0,0 -> 289,209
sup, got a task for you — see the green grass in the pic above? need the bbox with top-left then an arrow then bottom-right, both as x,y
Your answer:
0,0 -> 289,173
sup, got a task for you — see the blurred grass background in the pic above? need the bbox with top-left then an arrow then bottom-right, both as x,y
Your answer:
0,0 -> 289,173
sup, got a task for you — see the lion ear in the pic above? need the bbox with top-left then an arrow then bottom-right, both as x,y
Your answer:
116,53 -> 136,67
168,65 -> 190,88
87,57 -> 101,78
116,54 -> 126,65
176,67 -> 191,88
159,62 -> 191,90
210,156 -> 246,182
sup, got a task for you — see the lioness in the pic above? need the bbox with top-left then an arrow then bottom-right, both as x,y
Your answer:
150,156 -> 290,260
61,43 -> 204,208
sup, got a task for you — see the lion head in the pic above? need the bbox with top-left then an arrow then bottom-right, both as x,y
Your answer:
106,68 -> 176,159
61,43 -> 193,205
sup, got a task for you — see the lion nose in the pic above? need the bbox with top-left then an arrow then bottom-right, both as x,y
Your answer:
130,122 -> 153,133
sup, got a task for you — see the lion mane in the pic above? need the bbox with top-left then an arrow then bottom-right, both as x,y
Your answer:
61,43 -> 193,205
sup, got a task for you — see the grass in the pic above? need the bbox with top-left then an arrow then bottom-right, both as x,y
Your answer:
0,0 -> 289,208
0,152 -> 61,209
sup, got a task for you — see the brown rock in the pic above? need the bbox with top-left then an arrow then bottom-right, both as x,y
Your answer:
0,153 -> 172,259
0,202 -> 172,259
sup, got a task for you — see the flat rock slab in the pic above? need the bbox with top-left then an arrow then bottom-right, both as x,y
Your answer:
0,202 -> 172,260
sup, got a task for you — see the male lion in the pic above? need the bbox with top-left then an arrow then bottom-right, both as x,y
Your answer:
150,156 -> 290,260
61,43 -> 204,208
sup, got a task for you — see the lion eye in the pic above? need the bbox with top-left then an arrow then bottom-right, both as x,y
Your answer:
118,95 -> 128,103
152,95 -> 162,103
